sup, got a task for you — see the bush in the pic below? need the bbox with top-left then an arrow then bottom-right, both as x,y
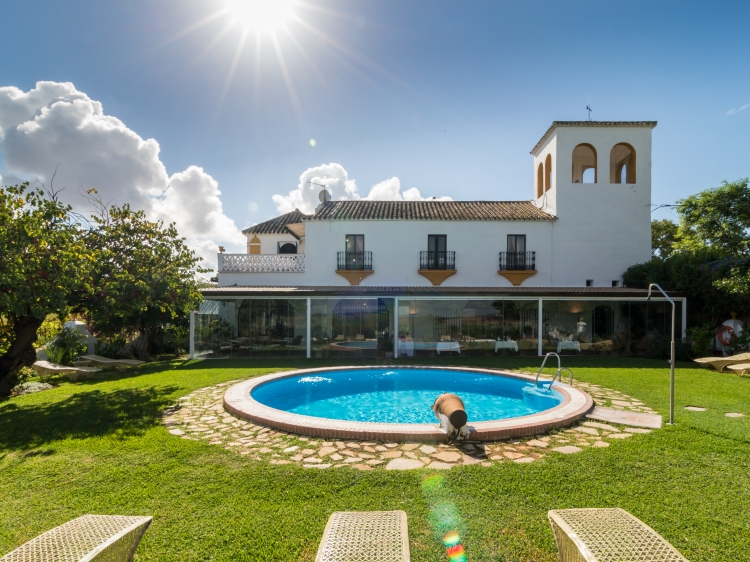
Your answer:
686,324 -> 714,357
46,327 -> 87,366
95,335 -> 128,359
646,335 -> 693,362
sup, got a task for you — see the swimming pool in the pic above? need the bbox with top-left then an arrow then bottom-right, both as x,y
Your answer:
223,366 -> 594,442
251,368 -> 562,424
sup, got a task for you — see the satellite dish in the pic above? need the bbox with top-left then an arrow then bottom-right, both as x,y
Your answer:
319,189 -> 331,203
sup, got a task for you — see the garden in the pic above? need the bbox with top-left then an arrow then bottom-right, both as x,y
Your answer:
1,356 -> 748,561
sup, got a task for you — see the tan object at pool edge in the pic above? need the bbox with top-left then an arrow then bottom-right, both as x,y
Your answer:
0,514 -> 152,562
547,508 -> 688,562
693,352 -> 750,372
315,511 -> 410,562
432,393 -> 468,429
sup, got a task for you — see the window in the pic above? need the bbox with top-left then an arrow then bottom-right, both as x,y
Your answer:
610,143 -> 636,184
612,280 -> 620,287
545,154 -> 552,192
507,235 -> 527,269
428,235 -> 447,254
572,144 -> 597,183
277,241 -> 297,254
345,234 -> 364,254
586,279 -> 593,287
507,234 -> 526,254
537,163 -> 544,198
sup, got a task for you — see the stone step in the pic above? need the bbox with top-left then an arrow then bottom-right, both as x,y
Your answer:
586,406 -> 662,429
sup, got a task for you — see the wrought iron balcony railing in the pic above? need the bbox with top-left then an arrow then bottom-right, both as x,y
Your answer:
420,250 -> 455,270
498,251 -> 536,271
337,251 -> 372,270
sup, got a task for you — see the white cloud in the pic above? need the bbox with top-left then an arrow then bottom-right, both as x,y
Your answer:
273,162 -> 452,214
0,81 -> 244,266
726,103 -> 750,116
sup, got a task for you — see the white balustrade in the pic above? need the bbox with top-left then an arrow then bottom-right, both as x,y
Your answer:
218,253 -> 305,273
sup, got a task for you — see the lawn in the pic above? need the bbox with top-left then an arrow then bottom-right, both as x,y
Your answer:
1,357 -> 748,561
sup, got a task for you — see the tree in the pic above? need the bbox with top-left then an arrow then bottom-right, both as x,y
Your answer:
625,178 -> 750,327
82,203 -> 203,360
675,178 -> 750,256
0,183 -> 94,396
651,219 -> 679,258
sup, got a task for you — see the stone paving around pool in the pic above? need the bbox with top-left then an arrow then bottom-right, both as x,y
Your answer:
161,376 -> 659,471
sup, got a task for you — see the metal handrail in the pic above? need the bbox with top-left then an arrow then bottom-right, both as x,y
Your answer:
535,352 -> 561,386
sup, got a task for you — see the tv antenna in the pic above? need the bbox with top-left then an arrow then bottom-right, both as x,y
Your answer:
308,180 -> 331,203
586,97 -> 593,121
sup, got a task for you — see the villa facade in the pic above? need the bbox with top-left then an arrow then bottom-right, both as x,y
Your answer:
192,121 -> 686,359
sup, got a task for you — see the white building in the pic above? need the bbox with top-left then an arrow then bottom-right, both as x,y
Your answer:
195,121 -> 686,359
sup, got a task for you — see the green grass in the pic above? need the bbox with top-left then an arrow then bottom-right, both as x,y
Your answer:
1,357 -> 749,561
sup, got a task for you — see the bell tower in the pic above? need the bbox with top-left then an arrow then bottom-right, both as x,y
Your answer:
530,121 -> 657,286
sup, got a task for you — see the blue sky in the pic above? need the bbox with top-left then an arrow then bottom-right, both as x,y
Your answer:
1,0 -> 749,250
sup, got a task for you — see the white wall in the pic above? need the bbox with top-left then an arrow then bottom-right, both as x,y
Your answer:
222,219 -> 555,287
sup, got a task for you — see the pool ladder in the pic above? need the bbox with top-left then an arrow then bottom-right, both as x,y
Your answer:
535,353 -> 573,392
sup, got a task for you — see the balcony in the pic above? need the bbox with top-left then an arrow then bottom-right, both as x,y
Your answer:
498,251 -> 537,286
420,251 -> 455,270
418,250 -> 456,285
218,253 -> 305,273
336,251 -> 373,285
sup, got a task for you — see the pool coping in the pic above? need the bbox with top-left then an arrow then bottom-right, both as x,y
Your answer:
223,366 -> 595,443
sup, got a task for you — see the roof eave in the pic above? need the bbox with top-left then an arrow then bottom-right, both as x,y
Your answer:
530,121 -> 658,156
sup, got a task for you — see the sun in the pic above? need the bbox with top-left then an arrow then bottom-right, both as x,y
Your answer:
226,0 -> 296,34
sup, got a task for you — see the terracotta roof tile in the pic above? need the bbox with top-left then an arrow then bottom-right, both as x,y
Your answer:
242,209 -> 311,235
307,200 -> 554,221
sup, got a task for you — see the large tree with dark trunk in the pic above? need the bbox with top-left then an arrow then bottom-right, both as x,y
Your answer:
0,183 -> 94,396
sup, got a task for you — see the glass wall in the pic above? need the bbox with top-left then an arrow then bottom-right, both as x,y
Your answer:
542,300 -> 683,356
194,297 -> 683,359
194,298 -> 307,358
396,299 -> 539,357
311,298 -> 394,358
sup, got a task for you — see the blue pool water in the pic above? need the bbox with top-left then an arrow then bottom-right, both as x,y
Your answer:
251,368 -> 563,424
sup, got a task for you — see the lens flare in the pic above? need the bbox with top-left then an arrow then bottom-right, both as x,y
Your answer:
422,474 -> 469,561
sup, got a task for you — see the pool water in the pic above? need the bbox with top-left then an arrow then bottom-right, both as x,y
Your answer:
251,368 -> 563,424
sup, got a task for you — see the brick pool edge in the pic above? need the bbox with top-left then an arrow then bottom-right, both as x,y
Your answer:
223,366 -> 594,443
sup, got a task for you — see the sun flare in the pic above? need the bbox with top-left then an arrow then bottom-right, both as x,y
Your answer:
227,0 -> 296,34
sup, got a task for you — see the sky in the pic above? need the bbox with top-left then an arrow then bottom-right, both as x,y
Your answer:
1,0 -> 749,261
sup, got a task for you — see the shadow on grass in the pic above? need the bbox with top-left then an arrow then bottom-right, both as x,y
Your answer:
0,385 -> 179,450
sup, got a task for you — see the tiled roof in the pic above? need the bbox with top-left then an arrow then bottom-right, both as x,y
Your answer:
203,286 -> 685,298
307,200 -> 554,221
285,223 -> 305,239
242,210 -> 311,235
531,121 -> 658,154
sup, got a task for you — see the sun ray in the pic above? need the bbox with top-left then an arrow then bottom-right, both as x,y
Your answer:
282,25 -> 331,92
213,29 -> 249,120
271,34 -> 309,137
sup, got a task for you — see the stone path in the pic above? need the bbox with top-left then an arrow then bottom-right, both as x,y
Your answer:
161,377 -> 658,471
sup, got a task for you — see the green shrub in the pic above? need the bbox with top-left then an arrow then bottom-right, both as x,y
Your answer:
95,336 -> 128,359
686,324 -> 715,357
46,327 -> 87,366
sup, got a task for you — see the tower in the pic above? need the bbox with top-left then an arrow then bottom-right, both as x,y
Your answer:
530,121 -> 656,286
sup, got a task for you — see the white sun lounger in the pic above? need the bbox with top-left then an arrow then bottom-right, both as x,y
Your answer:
32,361 -> 102,383
693,352 -> 750,372
73,355 -> 145,370
315,511 -> 410,562
548,508 -> 688,561
0,514 -> 152,562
